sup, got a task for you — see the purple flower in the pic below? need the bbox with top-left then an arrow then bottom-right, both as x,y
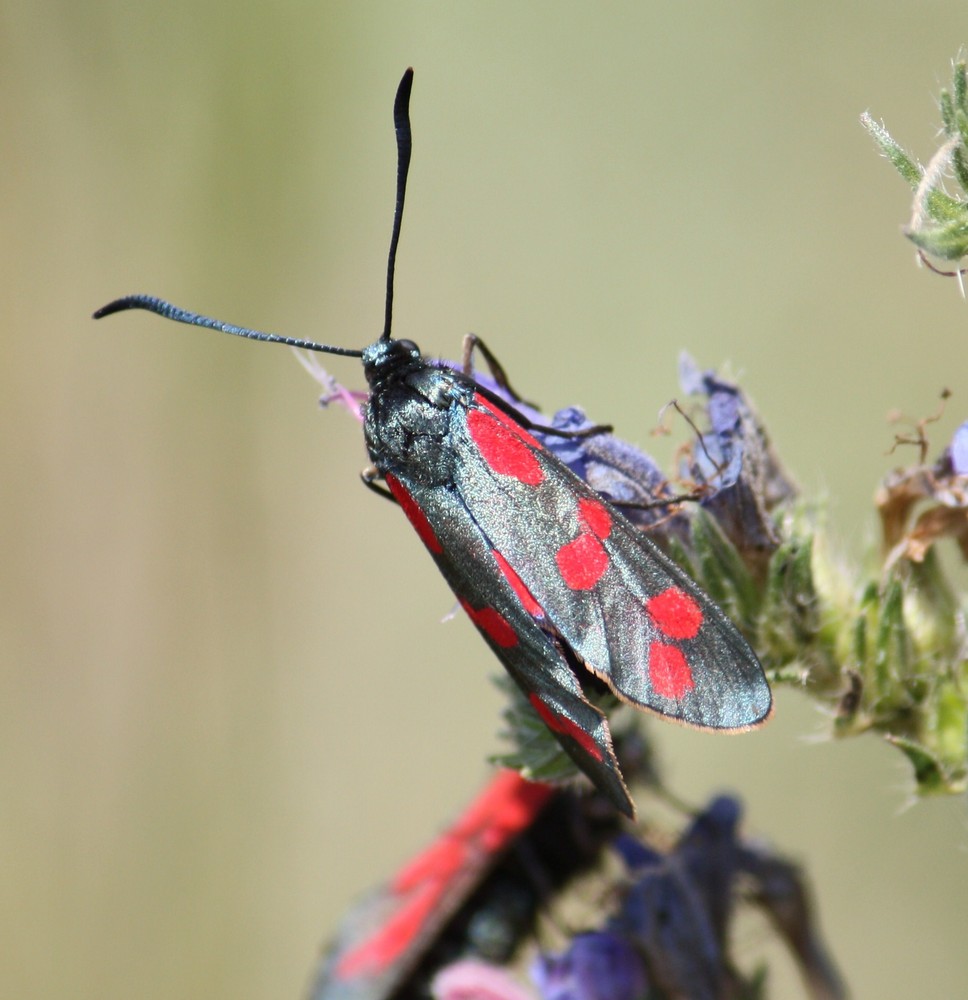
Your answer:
531,932 -> 648,1000
939,419 -> 968,477
679,353 -> 796,577
613,853 -> 726,1000
610,832 -> 663,871
674,795 -> 742,945
949,420 -> 968,474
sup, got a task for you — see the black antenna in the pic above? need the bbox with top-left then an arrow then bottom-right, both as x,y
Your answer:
383,67 -> 414,342
93,68 -> 417,359
92,295 -> 365,356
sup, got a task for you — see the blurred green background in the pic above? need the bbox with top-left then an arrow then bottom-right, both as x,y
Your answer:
3,3 -> 968,997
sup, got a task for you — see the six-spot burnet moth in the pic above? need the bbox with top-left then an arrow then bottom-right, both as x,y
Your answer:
316,777 -> 845,1000
308,768 -> 624,1000
94,68 -> 772,817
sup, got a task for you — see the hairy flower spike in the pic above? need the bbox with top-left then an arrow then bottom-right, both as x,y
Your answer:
862,59 -> 968,282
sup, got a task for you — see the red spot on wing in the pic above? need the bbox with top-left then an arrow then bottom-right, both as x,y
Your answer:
475,395 -> 543,450
492,550 -> 544,618
648,642 -> 696,699
442,769 -> 554,853
385,474 -> 443,554
646,587 -> 703,640
335,881 -> 440,978
392,772 -> 551,890
335,771 -> 553,980
555,533 -> 609,590
467,400 -> 544,485
460,599 -> 519,648
577,497 -> 612,539
529,693 -> 604,761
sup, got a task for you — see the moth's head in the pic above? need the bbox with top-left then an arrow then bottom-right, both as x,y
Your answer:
361,336 -> 422,388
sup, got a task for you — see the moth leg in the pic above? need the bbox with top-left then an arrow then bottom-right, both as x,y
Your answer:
361,465 -> 396,503
540,420 -> 613,440
611,489 -> 705,512
462,333 -> 537,408
464,334 -> 613,441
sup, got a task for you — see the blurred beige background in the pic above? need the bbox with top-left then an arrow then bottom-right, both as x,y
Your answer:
3,3 -> 967,998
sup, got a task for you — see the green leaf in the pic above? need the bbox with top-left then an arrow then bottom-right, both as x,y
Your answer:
860,112 -> 921,188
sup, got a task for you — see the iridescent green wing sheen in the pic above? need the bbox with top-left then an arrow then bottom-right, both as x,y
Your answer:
384,469 -> 634,817
449,393 -> 772,731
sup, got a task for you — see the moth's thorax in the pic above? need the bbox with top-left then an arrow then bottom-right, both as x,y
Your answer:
362,342 -> 471,484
